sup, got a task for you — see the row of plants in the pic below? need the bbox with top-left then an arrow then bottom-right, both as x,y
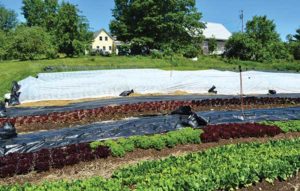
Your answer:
0,121 -> 296,179
1,96 -> 300,132
200,123 -> 283,143
2,138 -> 300,190
90,128 -> 202,157
91,123 -> 283,157
262,120 -> 300,133
0,143 -> 110,179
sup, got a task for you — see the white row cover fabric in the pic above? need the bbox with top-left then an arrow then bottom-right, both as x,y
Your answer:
18,69 -> 300,103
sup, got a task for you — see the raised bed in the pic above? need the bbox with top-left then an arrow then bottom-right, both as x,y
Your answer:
1,96 -> 300,132
0,122 -> 287,179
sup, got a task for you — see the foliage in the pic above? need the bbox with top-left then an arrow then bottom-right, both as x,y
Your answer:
22,0 -> 58,30
110,0 -> 205,54
117,44 -> 131,56
262,120 -> 300,133
8,26 -> 57,60
21,0 -> 92,57
294,43 -> 300,60
0,5 -> 17,31
112,138 -> 300,190
0,143 -> 110,178
5,138 -> 300,190
0,30 -> 10,60
150,49 -> 163,59
293,28 -> 300,41
90,128 -> 202,157
55,2 -> 92,56
183,45 -> 200,58
201,123 -> 283,143
225,16 -> 290,62
208,37 -> 217,54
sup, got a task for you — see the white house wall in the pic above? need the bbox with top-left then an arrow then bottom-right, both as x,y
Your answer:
92,30 -> 114,53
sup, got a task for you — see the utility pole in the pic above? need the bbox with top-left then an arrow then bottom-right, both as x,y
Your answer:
240,10 -> 244,33
239,65 -> 245,119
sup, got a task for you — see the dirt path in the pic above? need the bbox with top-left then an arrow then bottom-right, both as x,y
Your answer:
1,132 -> 300,187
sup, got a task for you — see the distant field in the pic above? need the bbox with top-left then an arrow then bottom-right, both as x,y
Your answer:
0,55 -> 299,98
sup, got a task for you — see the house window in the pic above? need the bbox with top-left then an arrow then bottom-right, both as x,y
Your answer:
109,46 -> 112,51
96,46 -> 99,49
105,36 -> 108,41
103,46 -> 106,51
99,36 -> 103,41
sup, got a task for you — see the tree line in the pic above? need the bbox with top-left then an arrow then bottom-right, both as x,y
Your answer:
0,0 -> 299,61
0,0 -> 92,60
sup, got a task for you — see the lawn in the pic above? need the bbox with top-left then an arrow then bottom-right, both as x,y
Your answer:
0,55 -> 299,98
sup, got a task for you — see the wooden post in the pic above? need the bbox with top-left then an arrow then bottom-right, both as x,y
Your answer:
239,65 -> 245,118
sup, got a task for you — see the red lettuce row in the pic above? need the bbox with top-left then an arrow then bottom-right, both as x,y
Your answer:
1,97 -> 299,129
200,123 -> 283,143
0,143 -> 110,178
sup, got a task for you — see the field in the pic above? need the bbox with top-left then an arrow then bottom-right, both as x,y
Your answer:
1,55 -> 300,98
1,56 -> 300,190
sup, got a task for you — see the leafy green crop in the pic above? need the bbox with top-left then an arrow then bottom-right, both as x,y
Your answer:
90,128 -> 203,157
262,120 -> 300,133
4,138 -> 300,191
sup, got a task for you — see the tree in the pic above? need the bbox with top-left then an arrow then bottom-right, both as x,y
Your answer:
9,26 -> 57,60
208,37 -> 217,54
294,28 -> 300,41
0,30 -> 9,60
0,5 -> 18,31
286,28 -> 300,60
55,2 -> 92,56
110,0 -> 205,54
225,15 -> 289,62
22,0 -> 58,31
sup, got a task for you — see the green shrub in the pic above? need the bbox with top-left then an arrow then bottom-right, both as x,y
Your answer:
150,49 -> 163,59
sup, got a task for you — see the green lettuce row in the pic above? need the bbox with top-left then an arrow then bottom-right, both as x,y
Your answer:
90,128 -> 202,157
262,120 -> 300,133
2,138 -> 300,191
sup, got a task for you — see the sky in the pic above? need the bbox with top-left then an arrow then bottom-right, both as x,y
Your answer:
1,0 -> 299,41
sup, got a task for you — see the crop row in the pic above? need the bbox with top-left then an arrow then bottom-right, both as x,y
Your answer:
262,120 -> 300,133
0,122 -> 289,179
2,138 -> 300,190
201,123 -> 283,142
0,143 -> 110,178
1,96 -> 300,132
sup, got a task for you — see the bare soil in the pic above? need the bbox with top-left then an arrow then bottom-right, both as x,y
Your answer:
1,132 -> 300,187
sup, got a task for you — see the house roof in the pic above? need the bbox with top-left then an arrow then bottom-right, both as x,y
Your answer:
93,28 -> 115,40
202,22 -> 232,40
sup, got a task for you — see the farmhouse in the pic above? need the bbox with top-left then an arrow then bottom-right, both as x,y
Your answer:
92,29 -> 120,54
202,22 -> 232,55
92,22 -> 231,55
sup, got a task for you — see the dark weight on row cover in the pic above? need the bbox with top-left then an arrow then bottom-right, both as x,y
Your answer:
120,89 -> 134,97
0,102 -> 6,118
0,122 -> 17,140
172,106 -> 208,128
